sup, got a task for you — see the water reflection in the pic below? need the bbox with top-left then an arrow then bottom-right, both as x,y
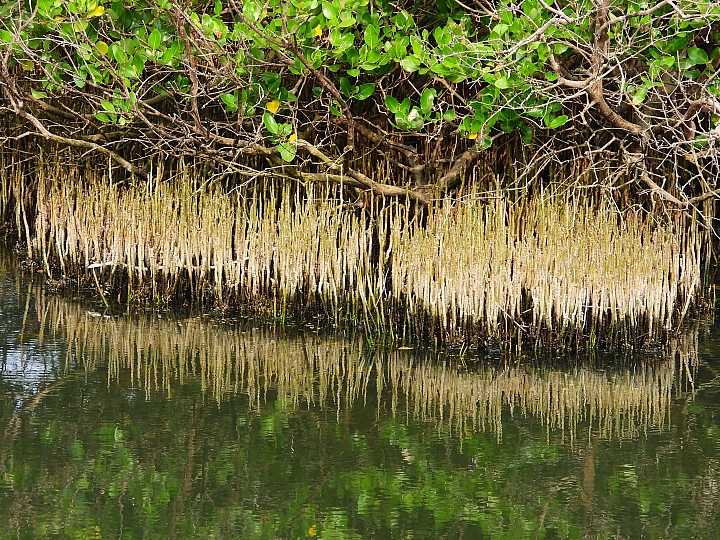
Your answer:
1,248 -> 719,539
33,287 -> 702,442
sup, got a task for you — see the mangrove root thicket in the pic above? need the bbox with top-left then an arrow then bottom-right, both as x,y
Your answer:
0,160 -> 706,349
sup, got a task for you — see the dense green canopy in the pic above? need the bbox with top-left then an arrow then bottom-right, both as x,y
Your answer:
1,0 -> 720,204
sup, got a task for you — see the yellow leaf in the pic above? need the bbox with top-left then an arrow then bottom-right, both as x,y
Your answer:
96,41 -> 109,55
54,15 -> 64,22
88,5 -> 105,18
288,133 -> 296,142
266,100 -> 280,113
467,132 -> 478,139
20,60 -> 34,71
314,25 -> 322,37
308,524 -> 317,536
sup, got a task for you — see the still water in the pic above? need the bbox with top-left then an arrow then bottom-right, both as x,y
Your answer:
0,250 -> 719,539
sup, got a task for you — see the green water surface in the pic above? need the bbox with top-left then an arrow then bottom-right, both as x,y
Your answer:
1,252 -> 719,539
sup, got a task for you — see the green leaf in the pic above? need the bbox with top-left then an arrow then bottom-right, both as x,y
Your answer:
100,100 -> 116,113
339,77 -> 353,98
329,105 -> 342,116
687,47 -> 709,65
433,26 -> 450,47
519,124 -> 533,144
345,46 -> 359,67
407,107 -> 424,130
110,43 -> 127,63
662,33 -> 690,54
420,88 -> 435,114
31,88 -> 48,99
494,77 -> 510,90
330,29 -> 354,50
355,83 -> 375,101
221,93 -> 238,112
548,115 -> 568,129
337,13 -> 356,28
278,141 -> 296,162
243,0 -> 261,23
442,109 -> 455,122
400,56 -> 420,73
263,111 -> 279,134
160,40 -> 179,64
0,30 -> 13,43
364,24 -> 379,49
148,29 -> 162,50
385,96 -> 401,114
322,1 -> 339,20
632,87 -> 648,105
95,112 -> 112,123
491,24 -> 508,37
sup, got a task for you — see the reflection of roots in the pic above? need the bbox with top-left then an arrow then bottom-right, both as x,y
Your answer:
3,378 -> 68,441
40,289 -> 703,441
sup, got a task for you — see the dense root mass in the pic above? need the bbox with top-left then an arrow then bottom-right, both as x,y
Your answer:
15,172 -> 704,348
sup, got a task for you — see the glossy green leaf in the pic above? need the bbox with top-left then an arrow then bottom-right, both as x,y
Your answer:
632,87 -> 648,105
221,93 -> 238,112
339,77 -> 353,98
519,124 -> 533,144
330,30 -> 354,50
364,24 -> 379,49
30,88 -> 48,99
420,88 -> 435,114
400,56 -> 420,73
662,33 -> 690,54
548,114 -> 568,129
355,83 -> 375,101
687,47 -> 709,65
321,1 -> 339,20
243,0 -> 261,23
263,111 -> 279,134
385,96 -> 401,114
278,141 -> 296,162
100,100 -> 116,113
148,29 -> 162,50
494,77 -> 510,90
